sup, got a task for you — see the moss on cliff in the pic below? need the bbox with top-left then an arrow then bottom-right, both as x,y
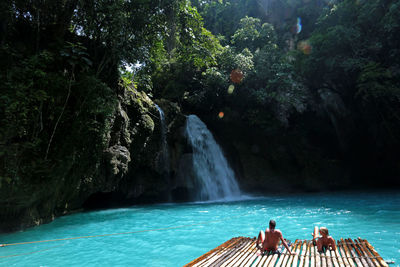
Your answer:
0,79 -> 179,231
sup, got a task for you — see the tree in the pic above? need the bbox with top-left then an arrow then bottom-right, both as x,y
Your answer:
0,0 -> 186,195
141,1 -> 222,101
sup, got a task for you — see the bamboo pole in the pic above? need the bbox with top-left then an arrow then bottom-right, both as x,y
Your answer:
196,237 -> 245,267
298,240 -> 308,267
348,239 -> 369,267
222,238 -> 254,267
315,243 -> 321,267
237,240 -> 257,266
281,242 -> 295,267
186,237 -> 241,267
187,236 -> 389,267
326,249 -> 333,267
342,238 -> 364,267
321,246 -> 327,267
211,238 -> 250,266
332,241 -> 345,267
310,241 -> 316,267
356,238 -> 380,267
338,240 -> 355,267
249,253 -> 263,267
304,241 -> 312,267
258,253 -> 274,267
275,245 -> 289,267
265,253 -> 279,267
239,239 -> 257,266
253,244 -> 276,267
240,241 -> 260,267
289,240 -> 302,267
354,239 -> 376,267
194,248 -> 227,266
330,247 -> 340,267
195,244 -> 231,267
361,239 -> 388,267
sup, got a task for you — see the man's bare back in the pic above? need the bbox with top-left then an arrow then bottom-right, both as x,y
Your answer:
256,220 -> 295,255
263,229 -> 282,251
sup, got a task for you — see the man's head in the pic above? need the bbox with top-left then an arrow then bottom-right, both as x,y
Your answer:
269,220 -> 276,229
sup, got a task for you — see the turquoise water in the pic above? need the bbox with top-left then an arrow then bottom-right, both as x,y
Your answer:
0,191 -> 399,266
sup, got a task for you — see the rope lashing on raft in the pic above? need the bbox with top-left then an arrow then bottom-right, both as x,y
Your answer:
0,215 -> 244,248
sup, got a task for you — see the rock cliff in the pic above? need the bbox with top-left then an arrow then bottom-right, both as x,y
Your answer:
0,87 -> 187,232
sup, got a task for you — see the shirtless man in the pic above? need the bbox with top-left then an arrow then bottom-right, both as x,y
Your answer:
256,220 -> 296,255
312,227 -> 336,252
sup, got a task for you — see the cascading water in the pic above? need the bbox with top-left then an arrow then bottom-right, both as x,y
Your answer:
155,104 -> 170,175
155,104 -> 171,201
185,115 -> 241,201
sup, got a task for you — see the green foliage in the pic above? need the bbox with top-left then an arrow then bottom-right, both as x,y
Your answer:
2,0 -> 400,200
231,16 -> 263,52
357,62 -> 400,101
176,2 -> 222,68
293,0 -> 400,161
120,70 -> 136,90
0,41 -> 115,189
0,49 -> 55,144
138,1 -> 223,100
172,9 -> 309,127
218,46 -> 254,76
60,42 -> 93,71
72,0 -> 170,65
192,0 -> 268,44
301,0 -> 400,103
231,17 -> 277,53
0,0 -> 144,194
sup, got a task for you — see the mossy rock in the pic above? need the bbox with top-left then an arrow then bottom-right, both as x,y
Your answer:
140,114 -> 155,134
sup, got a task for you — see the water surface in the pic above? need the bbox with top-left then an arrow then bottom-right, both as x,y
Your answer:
0,191 -> 399,266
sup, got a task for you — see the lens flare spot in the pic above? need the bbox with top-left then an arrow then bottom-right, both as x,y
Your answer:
227,85 -> 235,94
230,69 -> 243,84
297,40 -> 312,55
291,18 -> 302,34
218,112 -> 224,119
296,17 -> 302,34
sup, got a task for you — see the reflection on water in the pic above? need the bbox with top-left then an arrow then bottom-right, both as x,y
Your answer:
0,191 -> 399,266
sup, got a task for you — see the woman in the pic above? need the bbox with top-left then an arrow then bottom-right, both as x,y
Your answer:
312,227 -> 336,252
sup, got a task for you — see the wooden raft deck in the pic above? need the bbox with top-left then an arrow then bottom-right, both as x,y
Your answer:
184,237 -> 389,267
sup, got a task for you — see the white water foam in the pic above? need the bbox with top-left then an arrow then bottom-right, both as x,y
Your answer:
155,104 -> 170,174
185,115 -> 241,201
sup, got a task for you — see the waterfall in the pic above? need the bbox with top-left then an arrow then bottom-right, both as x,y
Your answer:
155,104 -> 170,175
155,104 -> 171,201
185,115 -> 241,201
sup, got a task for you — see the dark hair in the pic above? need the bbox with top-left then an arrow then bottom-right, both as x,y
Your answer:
269,220 -> 276,229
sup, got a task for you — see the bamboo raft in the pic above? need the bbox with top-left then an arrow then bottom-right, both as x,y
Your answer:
184,237 -> 389,267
